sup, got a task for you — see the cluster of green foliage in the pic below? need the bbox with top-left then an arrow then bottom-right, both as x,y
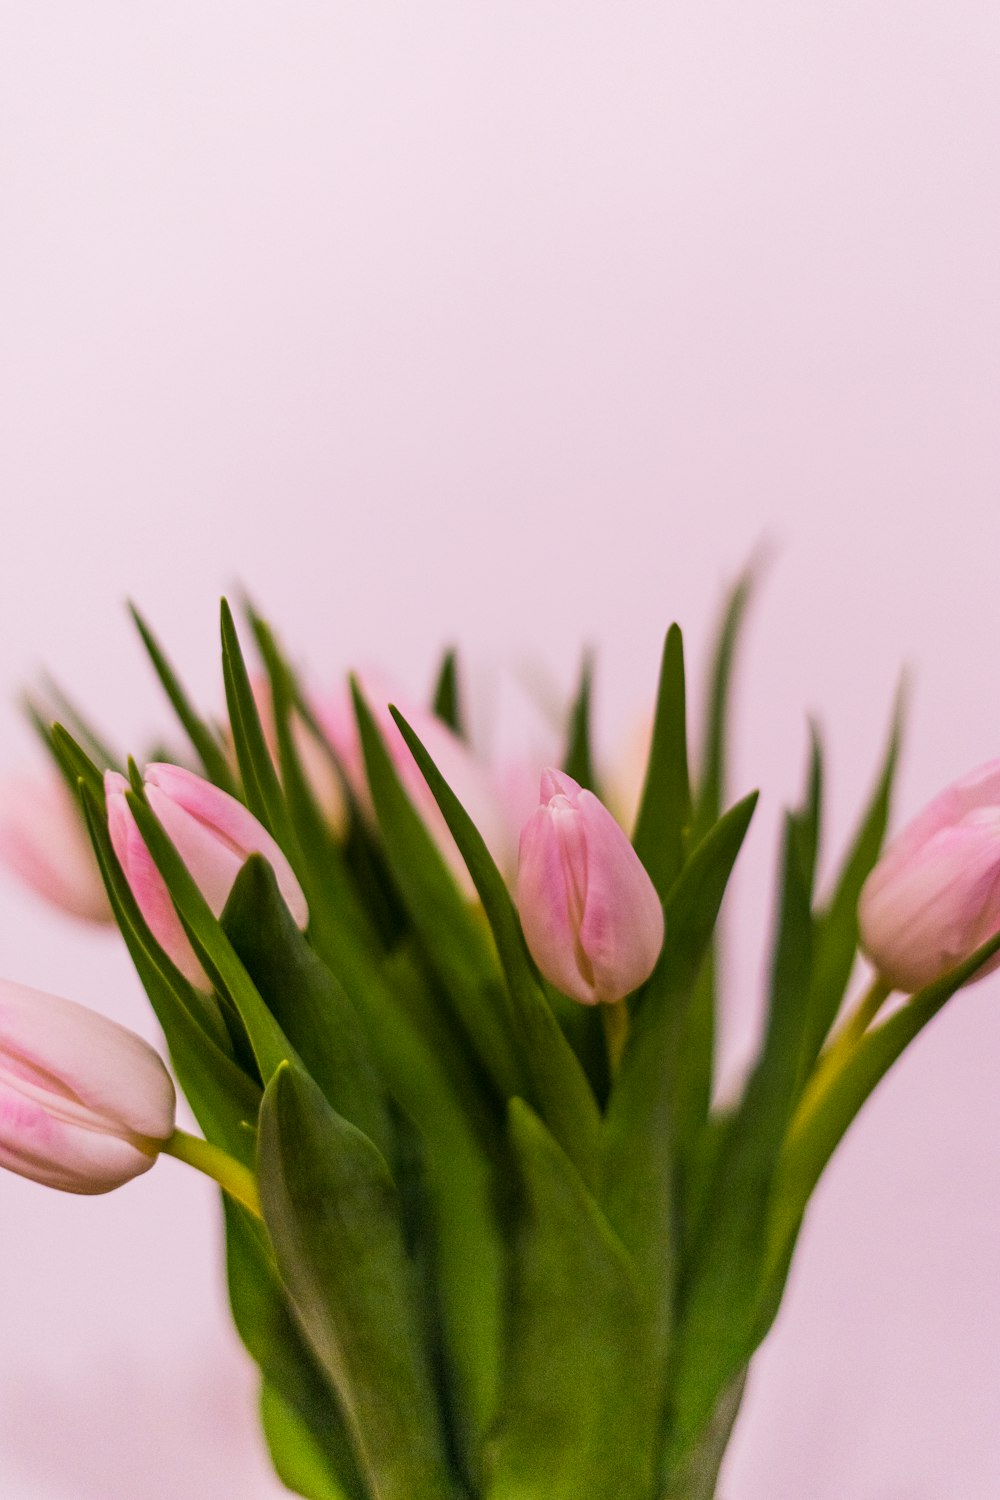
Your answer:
35,582 -> 1000,1500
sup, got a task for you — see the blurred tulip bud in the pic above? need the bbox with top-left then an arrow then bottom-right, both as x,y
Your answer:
516,768 -> 665,1004
0,978 -> 175,1193
318,674 -> 517,894
0,769 -> 112,923
105,764 -> 308,990
859,760 -> 1000,993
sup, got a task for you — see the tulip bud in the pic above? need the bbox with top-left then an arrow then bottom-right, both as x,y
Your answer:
859,759 -> 1000,993
0,978 -> 175,1193
105,764 -> 308,990
0,768 -> 112,923
318,673 -> 517,893
516,768 -> 665,1004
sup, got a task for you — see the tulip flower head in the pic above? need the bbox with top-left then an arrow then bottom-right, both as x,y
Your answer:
0,979 -> 175,1193
0,768 -> 112,922
859,759 -> 1000,993
106,764 -> 308,990
517,769 -> 665,1005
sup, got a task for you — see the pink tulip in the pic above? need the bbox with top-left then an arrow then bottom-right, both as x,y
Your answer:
0,769 -> 112,922
516,768 -> 665,1005
0,978 -> 175,1193
106,764 -> 308,990
317,673 -> 518,893
859,759 -> 1000,993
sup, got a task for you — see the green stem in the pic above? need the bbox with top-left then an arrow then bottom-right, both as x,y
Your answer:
161,1128 -> 262,1218
602,1000 -> 630,1078
791,975 -> 892,1148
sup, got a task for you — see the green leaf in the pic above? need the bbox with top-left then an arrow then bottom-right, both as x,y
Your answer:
796,689 -> 903,1084
632,625 -> 691,898
244,614 -> 390,1002
390,706 -> 602,1188
221,856 -> 394,1163
667,810 -> 812,1460
431,648 -> 464,737
124,788 -> 295,1084
673,568 -> 758,1185
486,1100 -> 655,1500
789,720 -> 823,901
691,563 -> 757,842
601,792 -> 758,1376
79,784 -> 260,1162
260,1383 -> 355,1500
367,951 -> 506,1475
562,653 -> 598,793
224,1201 -> 368,1500
35,675 -> 122,775
221,598 -> 301,860
129,604 -> 238,793
353,682 -> 524,1103
258,1064 -> 453,1500
50,722 -> 106,803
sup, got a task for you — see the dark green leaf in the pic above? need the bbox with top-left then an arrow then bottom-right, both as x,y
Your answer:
431,648 -> 464,738
390,706 -> 602,1188
667,810 -> 812,1458
562,653 -> 598,793
691,563 -> 758,842
129,604 -> 238,793
244,614 -> 390,1002
789,720 -> 823,901
258,1064 -> 452,1500
353,682 -> 524,1103
486,1100 -> 655,1500
125,788 -> 295,1084
601,792 -> 758,1378
221,598 -> 301,859
79,785 -> 260,1161
632,625 -> 691,898
221,856 -> 394,1162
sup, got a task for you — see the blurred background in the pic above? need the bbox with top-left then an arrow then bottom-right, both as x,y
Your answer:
1,3 -> 999,1495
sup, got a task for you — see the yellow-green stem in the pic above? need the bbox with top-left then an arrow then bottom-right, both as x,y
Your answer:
161,1129 -> 262,1219
792,975 -> 892,1143
602,999 -> 630,1078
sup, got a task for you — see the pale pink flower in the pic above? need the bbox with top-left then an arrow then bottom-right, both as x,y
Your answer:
106,764 -> 308,990
0,978 -> 175,1194
0,769 -> 112,922
517,768 -> 664,1004
859,759 -> 1000,992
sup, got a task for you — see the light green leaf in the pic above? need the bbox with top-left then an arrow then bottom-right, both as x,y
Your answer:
796,689 -> 903,1085
485,1100 -> 655,1500
258,1064 -> 453,1500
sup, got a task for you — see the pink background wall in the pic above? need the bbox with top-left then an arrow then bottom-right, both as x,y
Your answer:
2,3 -> 1000,1495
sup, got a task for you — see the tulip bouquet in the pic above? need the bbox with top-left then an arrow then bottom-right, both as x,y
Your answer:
2,578 -> 999,1500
